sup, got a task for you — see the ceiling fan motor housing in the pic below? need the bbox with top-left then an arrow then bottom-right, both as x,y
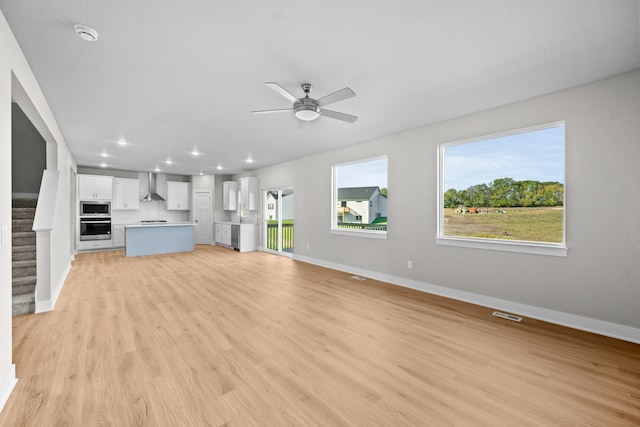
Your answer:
294,97 -> 320,121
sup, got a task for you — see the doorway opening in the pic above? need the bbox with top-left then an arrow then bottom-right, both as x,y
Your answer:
263,188 -> 294,256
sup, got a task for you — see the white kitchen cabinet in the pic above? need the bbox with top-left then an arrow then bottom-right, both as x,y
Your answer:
78,239 -> 113,251
215,223 -> 232,246
215,223 -> 222,243
167,181 -> 191,210
112,178 -> 139,210
240,177 -> 258,211
236,223 -> 257,252
223,181 -> 238,211
112,224 -> 125,248
78,174 -> 113,200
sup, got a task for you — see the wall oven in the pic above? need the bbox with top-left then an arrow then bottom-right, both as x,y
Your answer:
80,201 -> 111,216
80,217 -> 112,241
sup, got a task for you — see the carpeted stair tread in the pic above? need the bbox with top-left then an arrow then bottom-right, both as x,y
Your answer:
12,198 -> 38,209
12,208 -> 36,219
12,259 -> 36,268
13,283 -> 36,297
12,275 -> 37,286
12,293 -> 35,316
12,219 -> 34,232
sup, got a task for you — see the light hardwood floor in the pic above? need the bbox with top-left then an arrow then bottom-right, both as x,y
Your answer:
1,245 -> 639,426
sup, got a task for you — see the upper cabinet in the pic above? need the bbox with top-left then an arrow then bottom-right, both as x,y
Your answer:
78,174 -> 113,200
223,181 -> 238,211
112,178 -> 140,210
240,177 -> 258,211
167,181 -> 190,210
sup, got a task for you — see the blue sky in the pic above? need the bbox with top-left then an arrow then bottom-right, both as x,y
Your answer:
337,157 -> 388,189
444,125 -> 565,191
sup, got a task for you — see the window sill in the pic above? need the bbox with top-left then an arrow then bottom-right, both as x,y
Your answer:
331,229 -> 387,239
436,236 -> 567,257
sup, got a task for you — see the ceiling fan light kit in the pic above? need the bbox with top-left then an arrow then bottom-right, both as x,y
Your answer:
252,82 -> 357,123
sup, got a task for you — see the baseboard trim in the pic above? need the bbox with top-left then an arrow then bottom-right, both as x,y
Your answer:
35,260 -> 72,314
293,254 -> 640,345
0,364 -> 17,413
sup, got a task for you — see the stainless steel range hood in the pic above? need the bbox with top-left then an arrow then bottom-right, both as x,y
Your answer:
141,172 -> 166,202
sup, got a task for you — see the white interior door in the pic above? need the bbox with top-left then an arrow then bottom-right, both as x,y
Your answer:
193,190 -> 212,244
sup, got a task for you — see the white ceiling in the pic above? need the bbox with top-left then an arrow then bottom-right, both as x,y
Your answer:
2,1 -> 639,176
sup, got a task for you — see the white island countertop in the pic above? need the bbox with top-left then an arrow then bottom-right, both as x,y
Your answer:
124,222 -> 194,228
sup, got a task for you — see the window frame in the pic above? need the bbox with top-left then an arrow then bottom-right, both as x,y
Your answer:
331,155 -> 388,239
436,122 -> 568,257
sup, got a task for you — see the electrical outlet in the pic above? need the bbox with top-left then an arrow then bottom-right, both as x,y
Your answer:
306,244 -> 310,250
407,260 -> 413,269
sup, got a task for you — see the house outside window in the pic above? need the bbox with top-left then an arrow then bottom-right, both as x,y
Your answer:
437,122 -> 567,256
332,156 -> 388,238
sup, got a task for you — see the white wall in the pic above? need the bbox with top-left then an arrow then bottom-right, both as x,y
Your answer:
240,70 -> 640,342
1,11 -> 77,410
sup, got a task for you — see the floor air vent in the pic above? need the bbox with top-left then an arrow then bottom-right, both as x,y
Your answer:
351,275 -> 367,281
492,311 -> 522,322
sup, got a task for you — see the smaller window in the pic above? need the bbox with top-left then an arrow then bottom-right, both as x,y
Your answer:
332,156 -> 388,238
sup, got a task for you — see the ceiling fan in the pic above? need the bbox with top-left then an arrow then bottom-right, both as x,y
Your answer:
251,82 -> 358,123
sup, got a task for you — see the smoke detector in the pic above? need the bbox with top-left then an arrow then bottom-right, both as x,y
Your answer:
74,24 -> 99,42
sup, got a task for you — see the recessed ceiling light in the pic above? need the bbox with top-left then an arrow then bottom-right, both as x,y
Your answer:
165,159 -> 173,165
154,167 -> 161,172
191,150 -> 200,156
117,140 -> 127,146
74,24 -> 99,42
216,165 -> 223,170
246,158 -> 253,163
100,153 -> 108,158
199,172 -> 204,176
100,162 -> 107,168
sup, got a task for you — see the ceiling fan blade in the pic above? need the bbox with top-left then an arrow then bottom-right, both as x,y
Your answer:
316,87 -> 356,107
265,82 -> 298,103
320,109 -> 358,123
251,108 -> 292,114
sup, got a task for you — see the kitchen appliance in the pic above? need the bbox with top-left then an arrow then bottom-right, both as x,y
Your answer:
141,172 -> 166,202
231,224 -> 240,250
80,217 -> 112,241
80,201 -> 111,216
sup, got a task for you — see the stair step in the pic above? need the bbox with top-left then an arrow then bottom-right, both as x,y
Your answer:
12,219 -> 33,232
12,260 -> 36,278
12,207 -> 36,220
13,283 -> 36,296
12,275 -> 37,286
12,232 -> 35,246
12,198 -> 38,209
12,245 -> 36,261
12,293 -> 35,316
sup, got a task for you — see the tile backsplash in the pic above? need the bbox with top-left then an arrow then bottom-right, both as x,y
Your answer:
112,173 -> 190,224
112,200 -> 190,224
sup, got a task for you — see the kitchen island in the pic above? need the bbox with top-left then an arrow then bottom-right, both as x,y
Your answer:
125,222 -> 195,257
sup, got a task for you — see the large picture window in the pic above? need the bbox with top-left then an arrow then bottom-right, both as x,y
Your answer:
438,122 -> 566,256
332,156 -> 388,238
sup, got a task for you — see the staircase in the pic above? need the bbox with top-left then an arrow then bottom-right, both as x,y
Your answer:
12,198 -> 37,316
